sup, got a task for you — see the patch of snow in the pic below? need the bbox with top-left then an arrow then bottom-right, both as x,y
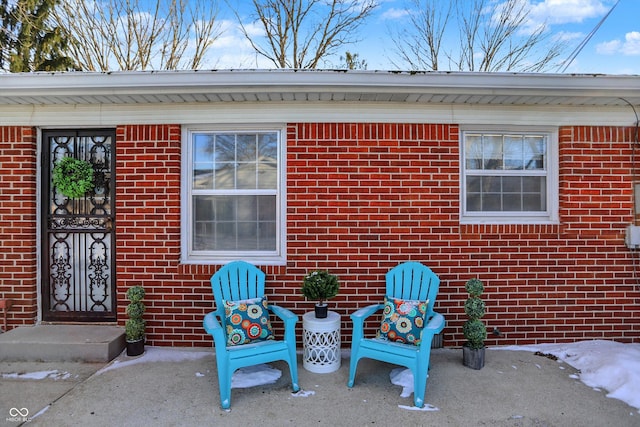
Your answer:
30,405 -> 50,420
291,389 -> 315,397
398,403 -> 439,411
494,340 -> 640,411
231,364 -> 281,389
390,367 -> 414,398
2,370 -> 70,380
390,367 -> 439,411
97,346 -> 212,375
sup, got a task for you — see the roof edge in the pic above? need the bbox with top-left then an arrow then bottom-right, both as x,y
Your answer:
2,69 -> 639,96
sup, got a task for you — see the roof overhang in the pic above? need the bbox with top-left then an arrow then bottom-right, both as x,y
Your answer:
1,69 -> 639,108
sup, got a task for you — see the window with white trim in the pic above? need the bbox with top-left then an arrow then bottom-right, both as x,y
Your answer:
461,129 -> 558,224
182,127 -> 286,264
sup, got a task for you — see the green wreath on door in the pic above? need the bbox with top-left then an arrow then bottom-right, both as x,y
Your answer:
52,157 -> 95,198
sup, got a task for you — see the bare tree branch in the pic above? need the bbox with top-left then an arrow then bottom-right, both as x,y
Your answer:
392,0 -> 565,72
233,0 -> 378,69
54,0 -> 223,71
391,0 -> 452,71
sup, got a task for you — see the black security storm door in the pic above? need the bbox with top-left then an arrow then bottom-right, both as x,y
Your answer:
42,129 -> 116,322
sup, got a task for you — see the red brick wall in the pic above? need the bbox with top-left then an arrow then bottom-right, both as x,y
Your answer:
283,123 -> 638,346
0,126 -> 38,329
3,123 -> 640,347
115,124 -> 213,346
115,122 -> 640,348
284,123 -> 462,341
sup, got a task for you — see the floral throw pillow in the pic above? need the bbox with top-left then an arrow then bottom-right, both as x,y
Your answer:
223,296 -> 275,346
376,296 -> 429,346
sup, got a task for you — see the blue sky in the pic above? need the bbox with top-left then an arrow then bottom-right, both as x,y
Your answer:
206,0 -> 639,74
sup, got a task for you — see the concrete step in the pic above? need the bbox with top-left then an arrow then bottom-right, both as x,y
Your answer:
0,325 -> 125,362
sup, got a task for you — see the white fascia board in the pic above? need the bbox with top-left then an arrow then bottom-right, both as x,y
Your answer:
1,70 -> 639,100
0,101 -> 634,127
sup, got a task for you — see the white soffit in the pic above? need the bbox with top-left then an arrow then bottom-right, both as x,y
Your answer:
0,70 -> 639,106
0,70 -> 638,126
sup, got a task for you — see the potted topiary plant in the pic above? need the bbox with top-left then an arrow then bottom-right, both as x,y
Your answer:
462,278 -> 487,369
52,156 -> 95,198
301,270 -> 339,318
125,285 -> 146,356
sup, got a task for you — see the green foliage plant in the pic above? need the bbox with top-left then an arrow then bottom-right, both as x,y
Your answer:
2,0 -> 75,72
52,157 -> 94,198
125,286 -> 146,341
126,285 -> 146,303
462,278 -> 487,350
125,318 -> 145,342
301,270 -> 339,305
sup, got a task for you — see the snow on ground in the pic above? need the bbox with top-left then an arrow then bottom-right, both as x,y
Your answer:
493,340 -> 640,411
389,368 -> 439,411
230,363 -> 281,388
3,341 -> 639,411
391,340 -> 640,411
2,370 -> 72,380
390,367 -> 439,411
96,346 -> 212,375
96,348 -> 283,389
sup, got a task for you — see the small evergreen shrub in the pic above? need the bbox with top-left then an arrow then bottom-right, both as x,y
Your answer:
463,278 -> 487,350
125,286 -> 146,341
301,270 -> 339,305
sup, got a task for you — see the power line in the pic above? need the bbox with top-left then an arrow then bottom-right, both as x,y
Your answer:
558,0 -> 621,73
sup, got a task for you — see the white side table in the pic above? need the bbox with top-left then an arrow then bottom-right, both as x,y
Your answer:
302,311 -> 341,373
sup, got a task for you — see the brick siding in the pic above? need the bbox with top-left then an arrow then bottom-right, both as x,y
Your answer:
2,123 -> 639,348
0,126 -> 38,328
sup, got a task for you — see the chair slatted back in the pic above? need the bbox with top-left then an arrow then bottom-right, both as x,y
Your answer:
211,261 -> 266,317
385,261 -> 440,318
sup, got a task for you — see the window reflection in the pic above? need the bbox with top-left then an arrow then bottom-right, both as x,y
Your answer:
464,132 -> 548,213
190,131 -> 279,254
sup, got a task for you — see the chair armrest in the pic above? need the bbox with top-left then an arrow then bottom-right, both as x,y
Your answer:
351,304 -> 384,337
203,312 -> 227,346
350,303 -> 384,323
268,304 -> 298,343
425,312 -> 445,333
350,303 -> 384,339
269,304 -> 298,324
417,312 -> 445,351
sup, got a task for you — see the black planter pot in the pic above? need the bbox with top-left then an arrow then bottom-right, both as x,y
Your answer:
462,345 -> 485,370
314,304 -> 328,319
126,338 -> 145,357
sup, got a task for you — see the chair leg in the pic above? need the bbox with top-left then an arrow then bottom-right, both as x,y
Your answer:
347,355 -> 360,387
288,357 -> 300,392
218,370 -> 233,410
413,350 -> 432,408
413,369 -> 427,408
214,354 -> 233,410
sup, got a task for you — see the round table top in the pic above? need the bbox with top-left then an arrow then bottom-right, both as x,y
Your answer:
303,310 -> 340,326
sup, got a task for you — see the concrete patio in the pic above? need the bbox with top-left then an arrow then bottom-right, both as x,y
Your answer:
0,325 -> 125,363
1,346 -> 637,427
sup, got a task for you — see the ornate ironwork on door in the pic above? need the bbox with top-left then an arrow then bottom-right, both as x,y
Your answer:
42,130 -> 116,321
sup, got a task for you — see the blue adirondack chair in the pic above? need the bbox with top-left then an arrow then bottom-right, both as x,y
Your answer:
203,261 -> 300,409
347,261 -> 445,408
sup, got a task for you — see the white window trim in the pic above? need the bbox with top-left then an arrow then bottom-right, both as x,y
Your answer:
181,124 -> 287,265
460,126 -> 559,225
